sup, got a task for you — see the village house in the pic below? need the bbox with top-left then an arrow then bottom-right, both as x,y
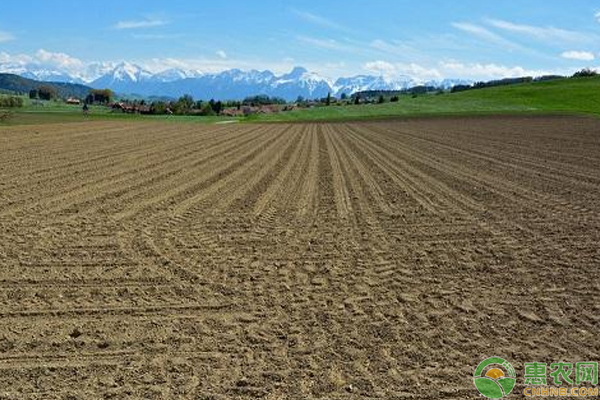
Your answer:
65,97 -> 81,105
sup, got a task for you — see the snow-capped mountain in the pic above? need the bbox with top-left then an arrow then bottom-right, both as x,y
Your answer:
0,62 -> 84,84
82,65 -> 337,100
271,67 -> 333,99
21,70 -> 80,83
90,62 -> 154,92
426,78 -> 473,90
0,60 -> 473,100
81,62 -> 118,83
332,75 -> 419,95
0,59 -> 117,84
150,68 -> 203,83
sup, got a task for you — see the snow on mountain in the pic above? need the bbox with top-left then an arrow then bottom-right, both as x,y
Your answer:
270,67 -> 332,99
98,62 -> 153,83
0,60 -> 473,100
0,62 -> 84,83
425,78 -> 473,89
80,62 -> 118,83
150,68 -> 203,82
89,62 -> 155,93
333,75 -> 420,96
0,58 -> 113,84
21,69 -> 81,83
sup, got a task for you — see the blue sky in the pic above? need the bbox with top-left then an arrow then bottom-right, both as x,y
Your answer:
1,0 -> 600,80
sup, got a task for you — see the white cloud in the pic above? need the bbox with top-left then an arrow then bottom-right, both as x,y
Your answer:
35,49 -> 84,70
364,60 -> 442,81
0,49 -> 84,74
296,35 -> 353,52
451,22 -> 525,51
486,18 -> 594,43
364,60 -> 396,76
114,18 -> 169,30
363,59 -> 568,81
291,9 -> 346,31
561,50 -> 595,61
0,51 -> 31,64
0,29 -> 14,42
216,50 -> 227,59
369,39 -> 414,57
439,61 -> 560,80
595,11 -> 600,23
131,33 -> 182,40
0,49 -> 101,81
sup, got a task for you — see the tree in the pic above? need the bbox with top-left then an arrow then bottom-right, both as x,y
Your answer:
354,94 -> 360,105
326,92 -> 332,106
378,95 -> 385,104
212,100 -> 223,115
88,89 -> 113,104
340,93 -> 348,100
451,84 -> 472,93
178,94 -> 194,109
243,95 -> 286,106
29,89 -> 38,99
38,85 -> 57,101
390,95 -> 399,102
172,94 -> 194,114
573,68 -> 598,78
150,101 -> 168,114
200,103 -> 216,116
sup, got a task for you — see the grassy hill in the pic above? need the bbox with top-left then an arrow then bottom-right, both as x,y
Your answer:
0,73 -> 92,99
251,76 -> 600,122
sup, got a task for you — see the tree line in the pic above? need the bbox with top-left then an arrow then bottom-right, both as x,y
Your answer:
113,94 -> 289,116
29,85 -> 59,100
451,69 -> 596,93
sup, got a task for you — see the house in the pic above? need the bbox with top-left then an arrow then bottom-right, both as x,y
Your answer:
66,97 -> 81,105
111,102 -> 150,114
221,108 -> 244,117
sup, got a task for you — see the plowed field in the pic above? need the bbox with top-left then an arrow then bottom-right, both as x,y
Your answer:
1,116 -> 599,399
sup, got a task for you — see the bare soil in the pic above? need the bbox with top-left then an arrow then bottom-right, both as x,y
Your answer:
0,116 -> 599,399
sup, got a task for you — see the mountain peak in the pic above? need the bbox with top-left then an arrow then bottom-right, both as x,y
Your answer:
152,68 -> 202,82
114,61 -> 141,71
108,62 -> 151,82
283,66 -> 308,79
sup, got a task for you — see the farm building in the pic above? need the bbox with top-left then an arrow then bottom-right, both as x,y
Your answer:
65,97 -> 81,105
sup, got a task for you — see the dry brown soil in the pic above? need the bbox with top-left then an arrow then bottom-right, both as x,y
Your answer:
0,116 -> 599,399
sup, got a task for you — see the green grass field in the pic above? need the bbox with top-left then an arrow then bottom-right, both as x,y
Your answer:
1,76 -> 599,125
0,98 -> 237,125
252,76 -> 600,122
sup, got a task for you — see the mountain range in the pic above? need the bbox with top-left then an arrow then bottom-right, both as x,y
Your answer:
0,60 -> 472,101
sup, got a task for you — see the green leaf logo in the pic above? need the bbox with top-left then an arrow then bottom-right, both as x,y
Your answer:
474,357 -> 516,398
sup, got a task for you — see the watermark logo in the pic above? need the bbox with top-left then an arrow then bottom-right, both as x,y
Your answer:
474,358 -> 599,397
523,361 -> 598,397
474,357 -> 517,399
